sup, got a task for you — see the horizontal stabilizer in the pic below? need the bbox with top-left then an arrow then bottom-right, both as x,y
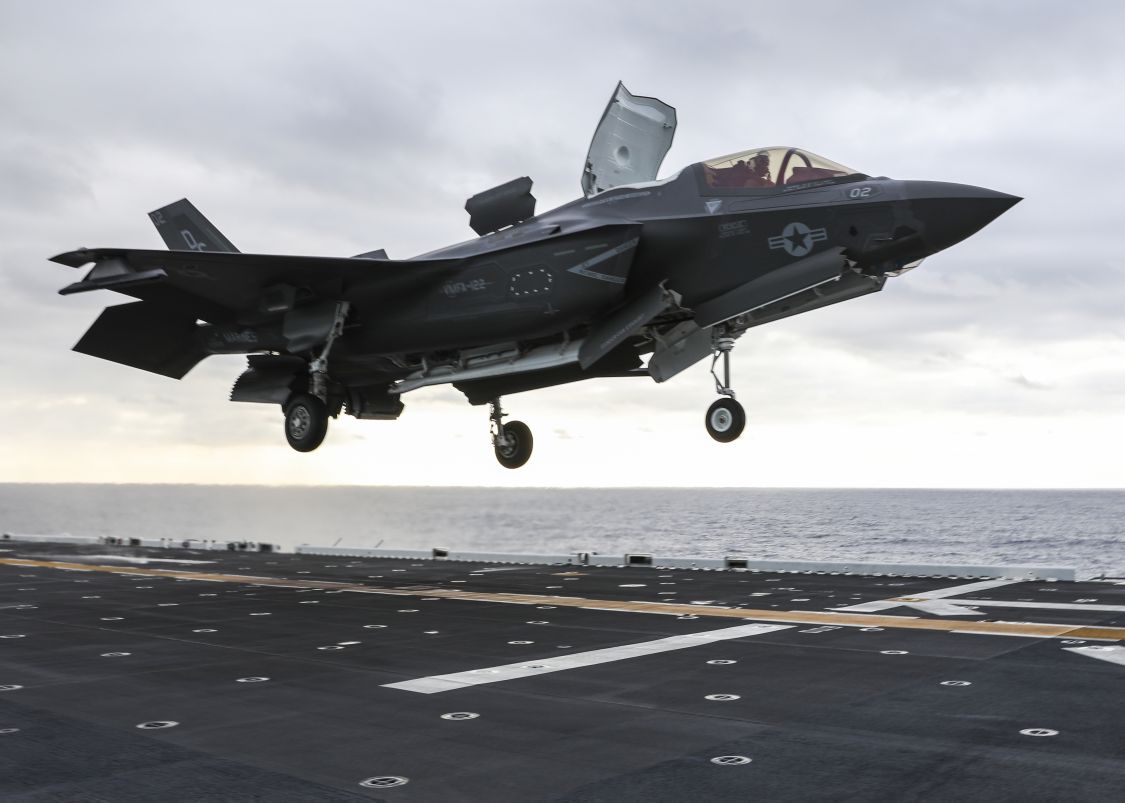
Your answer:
149,199 -> 239,253
693,247 -> 847,328
74,301 -> 207,379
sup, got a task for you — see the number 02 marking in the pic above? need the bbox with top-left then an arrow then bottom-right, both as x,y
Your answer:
849,186 -> 873,199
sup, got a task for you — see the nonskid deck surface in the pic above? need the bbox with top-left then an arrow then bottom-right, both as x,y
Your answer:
1,542 -> 1123,801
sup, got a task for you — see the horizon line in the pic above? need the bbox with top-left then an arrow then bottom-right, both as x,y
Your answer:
1,482 -> 1122,492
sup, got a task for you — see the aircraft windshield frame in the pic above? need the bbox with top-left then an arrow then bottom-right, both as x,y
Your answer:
699,147 -> 864,193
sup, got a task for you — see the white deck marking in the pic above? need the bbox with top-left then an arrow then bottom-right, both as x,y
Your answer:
955,599 -> 1125,612
894,600 -> 983,616
952,629 -> 1050,638
68,555 -> 217,566
833,578 -> 1024,612
382,622 -> 793,694
1064,645 -> 1125,666
879,597 -> 1125,617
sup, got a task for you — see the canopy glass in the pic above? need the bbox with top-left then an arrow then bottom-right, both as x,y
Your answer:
702,147 -> 861,190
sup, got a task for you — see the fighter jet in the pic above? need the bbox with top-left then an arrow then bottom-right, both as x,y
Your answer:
51,83 -> 1019,468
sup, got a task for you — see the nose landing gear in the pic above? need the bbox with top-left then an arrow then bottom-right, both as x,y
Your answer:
705,335 -> 746,443
490,397 -> 533,468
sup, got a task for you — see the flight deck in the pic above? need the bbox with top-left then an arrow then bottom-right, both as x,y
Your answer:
1,538 -> 1123,800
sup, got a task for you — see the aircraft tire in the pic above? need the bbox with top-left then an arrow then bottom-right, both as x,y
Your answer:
494,420 -> 533,469
705,398 -> 745,443
284,394 -> 329,452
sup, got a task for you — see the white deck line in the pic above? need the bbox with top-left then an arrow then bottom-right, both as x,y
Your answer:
896,599 -> 980,616
905,579 -> 1028,599
1064,645 -> 1125,666
382,622 -> 793,694
74,555 -> 218,566
955,599 -> 1125,612
833,578 -> 1023,612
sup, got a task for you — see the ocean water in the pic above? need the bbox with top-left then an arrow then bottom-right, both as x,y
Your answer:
1,485 -> 1122,579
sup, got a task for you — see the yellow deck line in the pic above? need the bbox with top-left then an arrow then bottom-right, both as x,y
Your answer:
3,557 -> 1122,642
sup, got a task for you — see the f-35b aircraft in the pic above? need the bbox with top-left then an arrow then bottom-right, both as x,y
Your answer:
53,83 -> 1018,468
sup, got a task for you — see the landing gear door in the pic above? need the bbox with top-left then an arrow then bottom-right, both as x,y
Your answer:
581,82 -> 677,198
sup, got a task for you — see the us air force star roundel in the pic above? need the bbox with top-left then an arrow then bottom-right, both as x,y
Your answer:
768,221 -> 828,257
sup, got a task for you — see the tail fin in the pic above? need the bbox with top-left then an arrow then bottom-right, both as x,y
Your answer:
148,198 -> 240,253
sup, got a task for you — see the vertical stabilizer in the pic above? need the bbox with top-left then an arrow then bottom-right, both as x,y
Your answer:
148,198 -> 240,253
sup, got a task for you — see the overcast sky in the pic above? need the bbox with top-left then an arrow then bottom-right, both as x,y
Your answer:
1,0 -> 1123,487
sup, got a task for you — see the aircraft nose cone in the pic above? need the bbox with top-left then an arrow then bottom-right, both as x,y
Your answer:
905,181 -> 1021,254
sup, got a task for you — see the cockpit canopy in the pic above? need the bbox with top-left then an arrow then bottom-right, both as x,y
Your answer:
702,147 -> 861,190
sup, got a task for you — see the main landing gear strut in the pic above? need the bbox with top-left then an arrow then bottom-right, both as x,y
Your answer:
284,302 -> 350,453
490,397 -> 533,469
705,334 -> 746,443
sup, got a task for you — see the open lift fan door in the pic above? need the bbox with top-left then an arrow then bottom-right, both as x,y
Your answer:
582,82 -> 677,198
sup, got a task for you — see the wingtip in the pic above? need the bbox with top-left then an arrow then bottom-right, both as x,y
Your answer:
50,249 -> 95,268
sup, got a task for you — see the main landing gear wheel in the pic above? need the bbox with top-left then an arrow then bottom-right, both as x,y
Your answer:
285,394 -> 328,452
494,420 -> 533,469
706,398 -> 745,443
489,397 -> 533,468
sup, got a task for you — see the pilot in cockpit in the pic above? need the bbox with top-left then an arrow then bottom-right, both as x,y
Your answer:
711,152 -> 774,188
742,152 -> 773,187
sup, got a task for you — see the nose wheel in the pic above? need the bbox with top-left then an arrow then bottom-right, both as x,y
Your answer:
705,334 -> 746,443
705,397 -> 745,442
490,398 -> 533,468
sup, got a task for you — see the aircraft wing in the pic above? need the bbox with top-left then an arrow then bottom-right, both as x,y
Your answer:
51,248 -> 462,323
